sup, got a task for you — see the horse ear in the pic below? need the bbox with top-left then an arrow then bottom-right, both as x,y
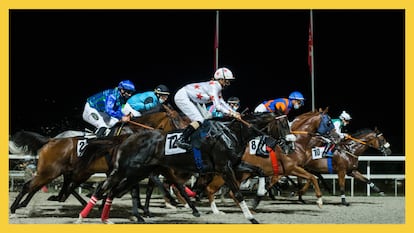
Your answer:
323,107 -> 328,114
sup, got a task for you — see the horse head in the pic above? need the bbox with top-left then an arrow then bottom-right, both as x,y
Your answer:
291,107 -> 341,144
373,127 -> 392,155
342,128 -> 392,156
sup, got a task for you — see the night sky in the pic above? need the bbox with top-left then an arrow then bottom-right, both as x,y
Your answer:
9,10 -> 405,155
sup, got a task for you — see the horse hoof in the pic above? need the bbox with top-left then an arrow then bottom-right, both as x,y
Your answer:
9,213 -> 17,219
102,219 -> 114,224
379,191 -> 385,196
165,202 -> 177,209
74,215 -> 83,224
192,211 -> 201,217
316,198 -> 323,208
249,218 -> 260,224
47,195 -> 59,201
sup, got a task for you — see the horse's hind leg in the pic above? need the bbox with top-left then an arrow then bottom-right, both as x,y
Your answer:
291,167 -> 323,208
222,162 -> 259,224
252,175 -> 279,210
10,180 -> 33,214
130,183 -> 146,222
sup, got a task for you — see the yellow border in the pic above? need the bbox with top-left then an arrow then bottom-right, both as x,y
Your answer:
1,1 -> 411,233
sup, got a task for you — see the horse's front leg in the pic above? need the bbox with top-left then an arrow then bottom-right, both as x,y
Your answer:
222,162 -> 259,224
174,183 -> 200,217
47,173 -> 71,202
350,170 -> 384,196
337,170 -> 350,206
75,175 -> 116,223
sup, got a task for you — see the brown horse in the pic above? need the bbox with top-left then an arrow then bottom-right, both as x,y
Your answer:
9,104 -> 189,215
198,107 -> 340,213
302,127 -> 392,205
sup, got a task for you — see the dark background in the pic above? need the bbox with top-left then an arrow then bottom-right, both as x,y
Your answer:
9,10 -> 405,156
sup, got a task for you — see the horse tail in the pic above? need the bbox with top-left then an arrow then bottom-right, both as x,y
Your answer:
9,130 -> 50,155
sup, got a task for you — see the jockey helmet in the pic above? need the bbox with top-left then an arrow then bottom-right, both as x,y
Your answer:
227,96 -> 240,111
214,67 -> 235,80
339,111 -> 352,121
154,84 -> 170,96
227,96 -> 240,104
118,80 -> 136,92
288,91 -> 305,101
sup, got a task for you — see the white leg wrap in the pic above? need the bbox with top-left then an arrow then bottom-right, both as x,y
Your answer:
257,177 -> 266,196
239,200 -> 254,220
211,201 -> 221,214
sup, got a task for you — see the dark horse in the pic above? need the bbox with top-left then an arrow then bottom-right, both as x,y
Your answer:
9,105 -> 189,215
75,112 -> 292,224
200,107 -> 340,212
303,127 -> 392,205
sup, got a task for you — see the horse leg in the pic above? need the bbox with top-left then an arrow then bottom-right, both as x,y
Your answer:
173,183 -> 201,217
205,175 -> 226,214
252,175 -> 278,210
129,183 -> 146,222
13,173 -> 57,211
222,162 -> 259,224
291,166 -> 323,208
47,173 -> 71,201
10,179 -> 35,214
350,170 -> 384,196
75,176 -> 113,223
337,170 -> 350,206
294,177 -> 306,203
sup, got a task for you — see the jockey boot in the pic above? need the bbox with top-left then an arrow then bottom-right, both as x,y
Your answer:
322,142 -> 334,157
175,121 -> 200,150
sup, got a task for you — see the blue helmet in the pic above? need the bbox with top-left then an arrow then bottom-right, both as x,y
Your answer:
118,80 -> 136,92
289,91 -> 305,107
288,91 -> 305,101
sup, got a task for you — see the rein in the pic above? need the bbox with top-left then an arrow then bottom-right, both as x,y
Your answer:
127,120 -> 155,130
345,135 -> 368,145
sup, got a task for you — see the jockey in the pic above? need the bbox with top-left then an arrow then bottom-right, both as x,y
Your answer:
82,80 -> 135,137
254,91 -> 305,114
174,67 -> 241,150
323,110 -> 352,156
122,84 -> 171,118
207,96 -> 240,118
253,91 -> 305,197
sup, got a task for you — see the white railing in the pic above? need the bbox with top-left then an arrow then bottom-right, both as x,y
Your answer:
9,154 -> 405,196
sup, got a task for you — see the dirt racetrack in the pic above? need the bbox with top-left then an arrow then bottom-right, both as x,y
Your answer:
8,191 -> 405,224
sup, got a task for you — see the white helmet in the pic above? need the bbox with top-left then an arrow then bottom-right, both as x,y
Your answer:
339,111 -> 352,121
214,67 -> 235,80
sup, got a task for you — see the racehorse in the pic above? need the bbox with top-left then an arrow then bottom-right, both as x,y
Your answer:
9,105 -> 189,216
198,107 -> 340,213
75,112 -> 292,224
303,127 -> 392,205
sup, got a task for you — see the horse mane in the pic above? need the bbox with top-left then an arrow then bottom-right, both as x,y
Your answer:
291,111 -> 319,129
351,128 -> 374,138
